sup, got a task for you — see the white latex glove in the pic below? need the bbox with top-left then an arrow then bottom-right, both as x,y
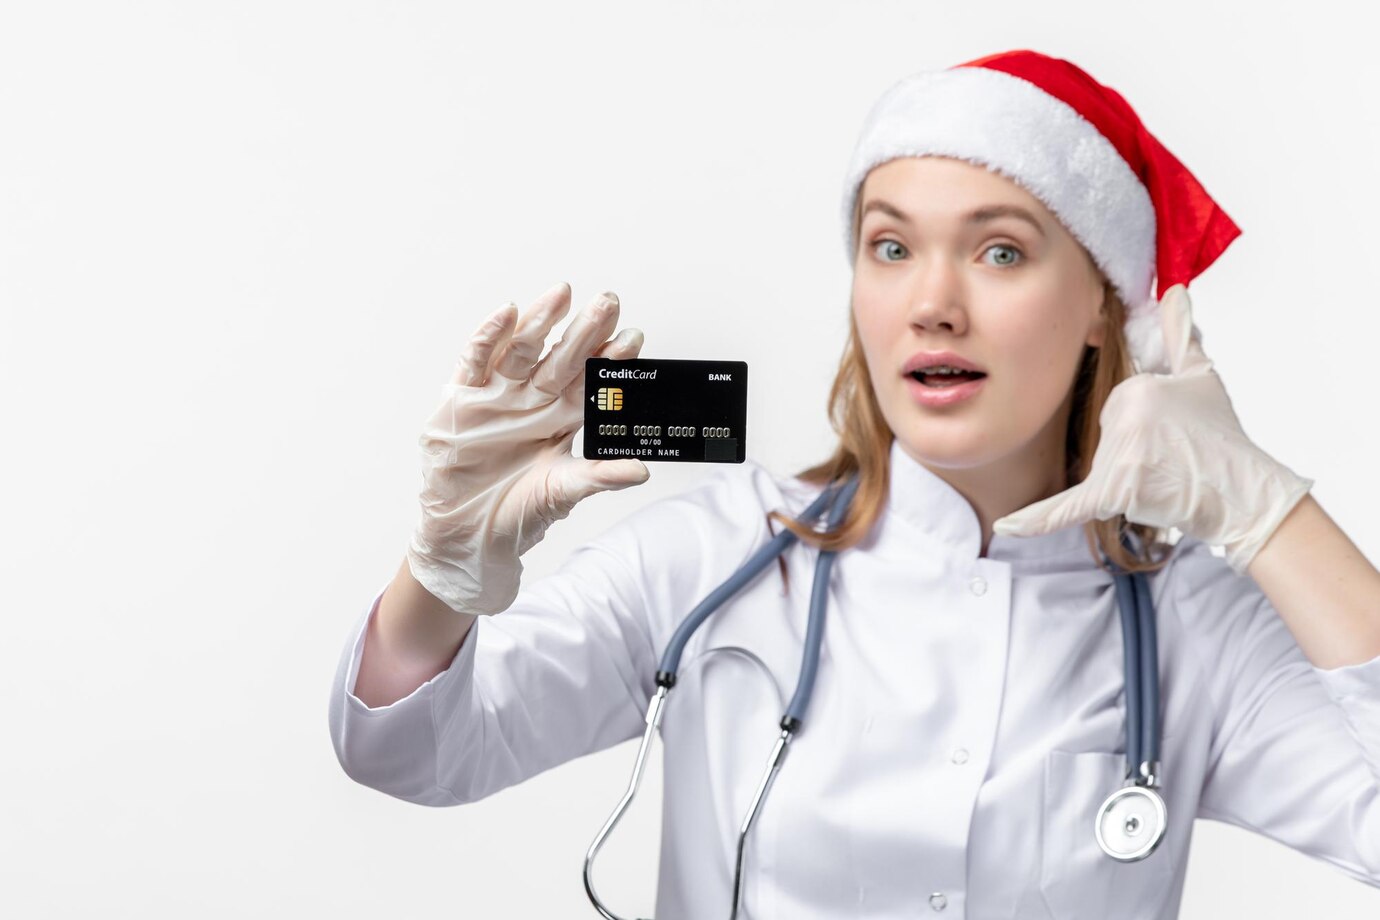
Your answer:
992,284 -> 1313,575
406,282 -> 651,615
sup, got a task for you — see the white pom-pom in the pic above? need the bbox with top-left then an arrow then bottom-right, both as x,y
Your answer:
1124,307 -> 1167,374
1123,302 -> 1207,375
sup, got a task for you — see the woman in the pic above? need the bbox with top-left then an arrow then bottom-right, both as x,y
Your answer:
329,50 -> 1380,918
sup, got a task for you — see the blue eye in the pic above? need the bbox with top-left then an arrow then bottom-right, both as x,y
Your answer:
983,243 -> 1023,267
871,239 -> 1023,266
871,239 -> 907,262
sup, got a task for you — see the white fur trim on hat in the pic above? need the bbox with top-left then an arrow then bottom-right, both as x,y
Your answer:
841,66 -> 1163,369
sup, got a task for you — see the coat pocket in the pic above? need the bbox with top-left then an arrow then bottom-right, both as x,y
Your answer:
1039,749 -> 1175,920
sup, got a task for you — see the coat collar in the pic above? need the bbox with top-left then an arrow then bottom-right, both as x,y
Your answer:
884,438 -> 1097,566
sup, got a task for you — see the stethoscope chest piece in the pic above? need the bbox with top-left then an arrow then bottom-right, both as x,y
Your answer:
1094,784 -> 1166,862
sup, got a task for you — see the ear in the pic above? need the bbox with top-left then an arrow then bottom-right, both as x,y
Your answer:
1086,313 -> 1108,349
1084,281 -> 1111,349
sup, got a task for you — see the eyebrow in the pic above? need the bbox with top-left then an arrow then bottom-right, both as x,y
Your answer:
861,199 -> 1046,237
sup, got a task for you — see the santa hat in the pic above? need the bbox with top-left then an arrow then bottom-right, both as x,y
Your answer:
840,49 -> 1242,373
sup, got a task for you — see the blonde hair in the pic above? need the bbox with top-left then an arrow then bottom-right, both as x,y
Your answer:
766,197 -> 1173,577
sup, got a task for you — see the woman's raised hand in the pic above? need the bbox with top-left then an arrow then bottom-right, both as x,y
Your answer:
992,284 -> 1313,574
406,282 -> 650,615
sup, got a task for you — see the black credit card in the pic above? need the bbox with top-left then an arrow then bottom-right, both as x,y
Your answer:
583,357 -> 747,463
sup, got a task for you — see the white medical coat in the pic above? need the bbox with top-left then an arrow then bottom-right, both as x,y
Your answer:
328,439 -> 1380,919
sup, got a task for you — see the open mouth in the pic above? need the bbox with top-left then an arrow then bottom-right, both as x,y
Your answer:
909,369 -> 988,388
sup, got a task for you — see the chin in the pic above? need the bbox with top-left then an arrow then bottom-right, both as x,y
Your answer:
892,427 -> 995,470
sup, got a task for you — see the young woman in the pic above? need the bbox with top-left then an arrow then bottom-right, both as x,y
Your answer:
329,50 -> 1380,919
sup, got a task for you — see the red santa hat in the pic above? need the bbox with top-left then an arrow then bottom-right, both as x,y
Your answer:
841,49 -> 1242,373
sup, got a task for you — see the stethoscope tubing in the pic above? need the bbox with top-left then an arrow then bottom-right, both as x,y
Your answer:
586,474 -> 856,920
653,475 -> 852,684
586,473 -> 1166,918
1106,530 -> 1162,786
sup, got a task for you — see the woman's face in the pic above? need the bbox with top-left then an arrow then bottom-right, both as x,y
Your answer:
852,155 -> 1108,479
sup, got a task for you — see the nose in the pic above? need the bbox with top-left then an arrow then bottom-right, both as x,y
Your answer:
906,255 -> 968,335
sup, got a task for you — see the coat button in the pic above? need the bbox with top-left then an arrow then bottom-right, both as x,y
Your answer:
950,747 -> 969,765
929,892 -> 948,911
968,575 -> 987,596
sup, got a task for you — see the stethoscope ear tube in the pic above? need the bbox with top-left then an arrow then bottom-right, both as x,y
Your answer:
583,685 -> 668,920
653,474 -> 846,679
587,472 -> 862,919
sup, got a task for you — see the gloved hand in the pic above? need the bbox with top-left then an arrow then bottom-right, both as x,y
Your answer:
991,284 -> 1313,575
406,282 -> 651,615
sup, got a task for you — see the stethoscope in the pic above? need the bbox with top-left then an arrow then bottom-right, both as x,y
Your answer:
583,470 -> 1166,920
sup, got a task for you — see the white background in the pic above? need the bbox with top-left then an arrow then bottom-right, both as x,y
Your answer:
2,1 -> 1378,917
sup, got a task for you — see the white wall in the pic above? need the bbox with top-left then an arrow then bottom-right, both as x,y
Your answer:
2,1 -> 1377,916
